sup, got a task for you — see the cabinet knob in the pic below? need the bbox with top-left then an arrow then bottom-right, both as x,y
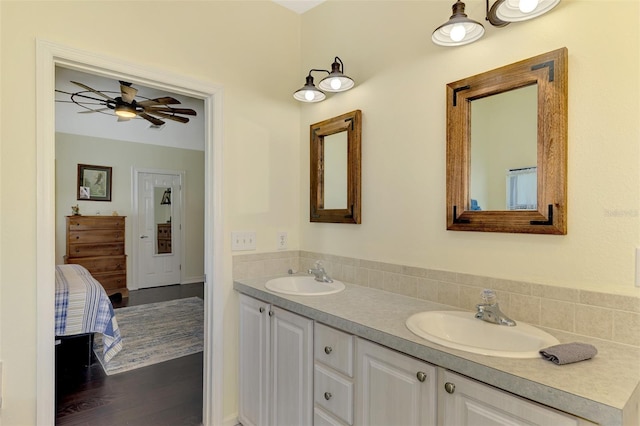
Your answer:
324,346 -> 333,355
444,382 -> 456,394
268,310 -> 275,317
416,371 -> 427,382
259,307 -> 265,313
324,392 -> 332,401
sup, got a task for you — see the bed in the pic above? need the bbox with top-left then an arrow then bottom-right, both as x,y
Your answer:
55,264 -> 122,363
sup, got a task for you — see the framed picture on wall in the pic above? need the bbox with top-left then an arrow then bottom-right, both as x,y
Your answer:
77,164 -> 112,201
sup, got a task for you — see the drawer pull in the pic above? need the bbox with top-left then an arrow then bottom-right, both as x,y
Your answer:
444,382 -> 456,394
416,371 -> 427,382
324,346 -> 333,355
324,392 -> 332,401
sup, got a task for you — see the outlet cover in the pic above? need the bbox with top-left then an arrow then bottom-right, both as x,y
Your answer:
277,232 -> 288,250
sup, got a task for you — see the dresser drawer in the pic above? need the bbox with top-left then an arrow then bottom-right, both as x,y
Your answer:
315,323 -> 354,377
67,216 -> 125,230
68,242 -> 124,258
314,364 -> 353,425
69,229 -> 124,244
65,255 -> 126,274
314,407 -> 349,426
93,272 -> 126,291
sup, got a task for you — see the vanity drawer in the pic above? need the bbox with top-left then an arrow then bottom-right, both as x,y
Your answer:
315,323 -> 354,377
314,407 -> 349,426
314,364 -> 353,425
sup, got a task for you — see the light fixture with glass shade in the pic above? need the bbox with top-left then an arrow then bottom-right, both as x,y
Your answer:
432,0 -> 561,47
432,1 -> 485,47
318,57 -> 355,93
294,56 -> 355,103
293,71 -> 327,103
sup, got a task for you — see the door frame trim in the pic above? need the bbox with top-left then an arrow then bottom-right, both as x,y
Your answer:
132,168 -> 186,290
36,39 -> 224,425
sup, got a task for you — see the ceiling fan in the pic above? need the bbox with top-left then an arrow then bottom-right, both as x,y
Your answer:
56,80 -> 197,126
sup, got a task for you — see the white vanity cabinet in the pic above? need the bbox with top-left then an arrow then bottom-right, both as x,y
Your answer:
314,323 -> 355,425
238,294 -> 313,426
355,338 -> 437,426
438,369 -> 595,426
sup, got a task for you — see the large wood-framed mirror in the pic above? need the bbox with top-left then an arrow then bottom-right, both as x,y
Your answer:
446,48 -> 568,234
310,110 -> 362,224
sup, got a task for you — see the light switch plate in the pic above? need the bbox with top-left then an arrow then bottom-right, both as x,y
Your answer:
231,231 -> 256,251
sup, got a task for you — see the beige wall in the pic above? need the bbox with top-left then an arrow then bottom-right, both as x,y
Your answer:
0,1 -> 300,424
1,1 -> 639,425
299,1 -> 640,295
55,133 -> 206,284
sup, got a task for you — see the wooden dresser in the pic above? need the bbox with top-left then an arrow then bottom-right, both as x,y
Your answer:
157,223 -> 172,254
64,215 -> 128,298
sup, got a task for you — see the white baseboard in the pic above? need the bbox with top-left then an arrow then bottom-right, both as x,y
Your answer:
182,275 -> 205,285
222,413 -> 239,426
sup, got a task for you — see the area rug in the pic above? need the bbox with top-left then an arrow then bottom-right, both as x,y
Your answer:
93,297 -> 204,375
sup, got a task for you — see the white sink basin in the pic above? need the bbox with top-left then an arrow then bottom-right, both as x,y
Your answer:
265,276 -> 345,296
406,310 -> 559,358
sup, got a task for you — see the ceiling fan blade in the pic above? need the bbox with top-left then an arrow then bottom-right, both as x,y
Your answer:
137,97 -> 181,107
146,110 -> 190,123
120,83 -> 138,103
71,81 -> 116,102
146,107 -> 197,116
138,112 -> 165,126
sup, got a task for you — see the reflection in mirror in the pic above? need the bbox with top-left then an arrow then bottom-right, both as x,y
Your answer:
446,48 -> 568,234
310,109 -> 362,224
155,187 -> 172,254
323,132 -> 348,209
470,85 -> 538,211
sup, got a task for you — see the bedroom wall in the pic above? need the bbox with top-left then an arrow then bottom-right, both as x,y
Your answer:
298,1 -> 640,296
55,132 -> 206,285
0,1 -> 301,424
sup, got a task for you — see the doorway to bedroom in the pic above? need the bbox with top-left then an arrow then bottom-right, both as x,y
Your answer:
40,42 -> 222,425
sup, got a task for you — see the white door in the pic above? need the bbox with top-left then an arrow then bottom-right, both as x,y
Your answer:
356,338 -> 436,426
137,171 -> 182,288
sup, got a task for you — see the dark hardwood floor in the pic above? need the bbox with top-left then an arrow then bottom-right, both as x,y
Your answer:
55,283 -> 205,426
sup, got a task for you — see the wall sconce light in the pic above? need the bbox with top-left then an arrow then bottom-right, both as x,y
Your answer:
432,0 -> 560,47
294,56 -> 355,103
160,188 -> 171,205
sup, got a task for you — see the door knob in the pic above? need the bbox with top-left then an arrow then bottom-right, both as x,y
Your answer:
416,371 -> 427,382
324,392 -> 332,400
324,346 -> 333,354
444,382 -> 456,394
259,307 -> 265,313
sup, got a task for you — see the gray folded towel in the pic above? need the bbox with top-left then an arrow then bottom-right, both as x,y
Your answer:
539,342 -> 598,365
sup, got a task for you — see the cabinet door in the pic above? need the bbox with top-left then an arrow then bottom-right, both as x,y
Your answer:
439,369 -> 583,426
355,338 -> 436,426
239,295 -> 270,426
270,306 -> 314,426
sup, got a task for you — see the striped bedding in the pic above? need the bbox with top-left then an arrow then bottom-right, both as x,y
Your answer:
55,264 -> 122,362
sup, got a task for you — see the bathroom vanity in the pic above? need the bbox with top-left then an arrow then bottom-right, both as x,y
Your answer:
235,276 -> 640,426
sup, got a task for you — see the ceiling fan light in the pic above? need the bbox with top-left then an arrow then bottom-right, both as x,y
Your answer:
432,1 -> 485,46
495,0 -> 560,22
115,104 -> 137,118
293,75 -> 326,103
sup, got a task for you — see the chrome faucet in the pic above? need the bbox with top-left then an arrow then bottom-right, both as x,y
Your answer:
475,289 -> 516,326
308,261 -> 333,283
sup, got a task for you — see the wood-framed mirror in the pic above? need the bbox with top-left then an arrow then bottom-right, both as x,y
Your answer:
310,109 -> 362,224
446,48 -> 568,234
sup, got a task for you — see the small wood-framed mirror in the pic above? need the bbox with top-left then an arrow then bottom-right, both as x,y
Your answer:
446,48 -> 568,234
310,110 -> 362,224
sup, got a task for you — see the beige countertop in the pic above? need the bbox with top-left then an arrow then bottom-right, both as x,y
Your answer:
234,276 -> 640,425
